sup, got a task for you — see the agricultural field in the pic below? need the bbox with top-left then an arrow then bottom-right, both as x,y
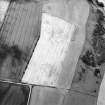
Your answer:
0,0 -> 105,105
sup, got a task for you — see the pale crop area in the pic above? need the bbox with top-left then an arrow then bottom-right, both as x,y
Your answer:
22,13 -> 76,86
22,0 -> 89,88
0,0 -> 9,22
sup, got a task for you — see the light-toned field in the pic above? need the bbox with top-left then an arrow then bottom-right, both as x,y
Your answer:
22,0 -> 90,89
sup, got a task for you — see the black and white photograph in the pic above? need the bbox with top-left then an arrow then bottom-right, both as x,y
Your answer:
0,0 -> 105,105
